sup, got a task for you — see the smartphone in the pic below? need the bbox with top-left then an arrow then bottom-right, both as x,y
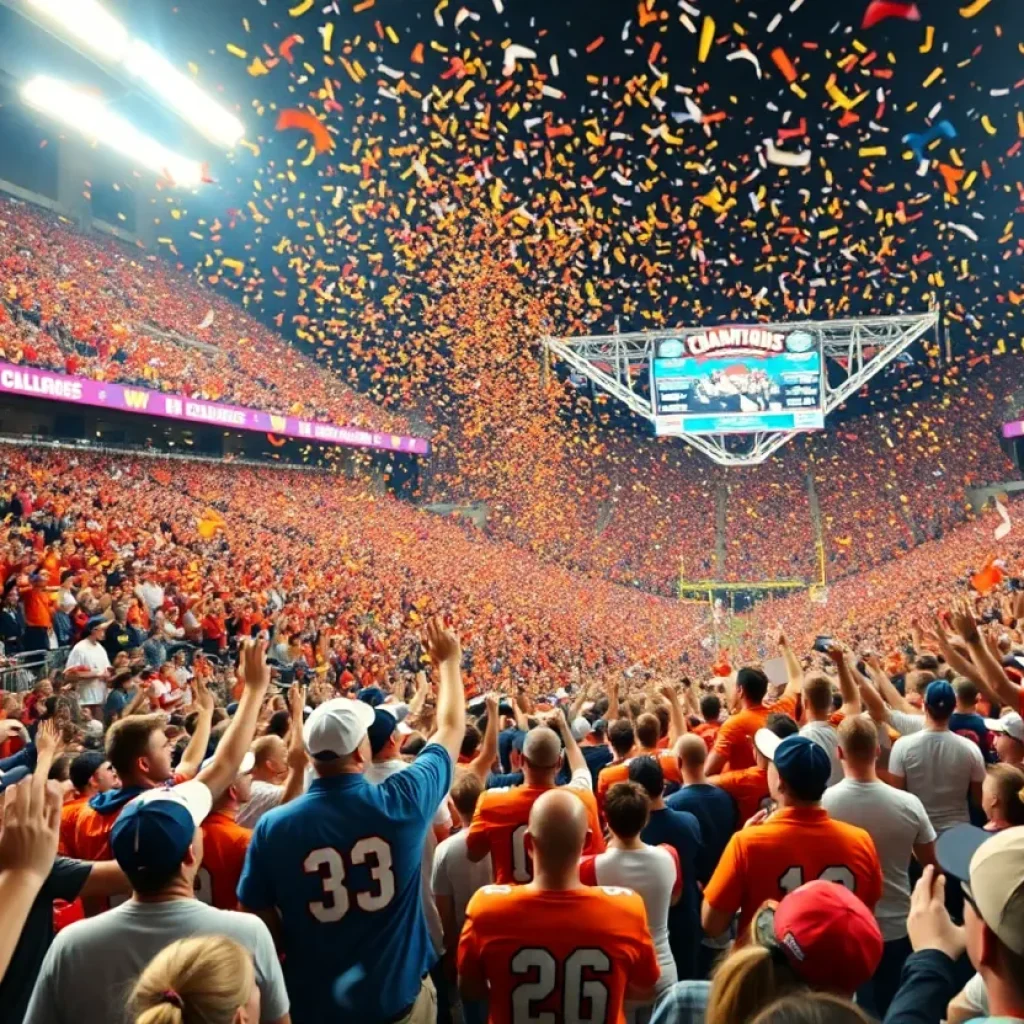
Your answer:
812,635 -> 833,654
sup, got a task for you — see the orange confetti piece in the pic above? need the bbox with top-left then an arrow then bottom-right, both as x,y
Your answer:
586,36 -> 605,53
276,108 -> 334,152
411,42 -> 425,63
771,47 -> 798,84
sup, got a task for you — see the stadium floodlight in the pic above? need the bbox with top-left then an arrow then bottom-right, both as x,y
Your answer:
123,40 -> 244,149
25,0 -> 130,63
21,76 -> 204,187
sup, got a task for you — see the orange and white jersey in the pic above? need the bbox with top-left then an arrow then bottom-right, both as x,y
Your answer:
458,883 -> 661,1024
466,775 -> 605,884
704,805 -> 883,942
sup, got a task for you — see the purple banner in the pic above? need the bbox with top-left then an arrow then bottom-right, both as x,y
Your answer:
1004,420 -> 1024,441
0,362 -> 430,455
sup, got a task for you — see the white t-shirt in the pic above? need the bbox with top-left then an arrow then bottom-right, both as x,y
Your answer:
431,830 -> 493,936
582,845 -> 679,994
800,719 -> 844,788
236,779 -> 286,830
65,639 -> 110,705
887,709 -> 925,736
889,729 -> 986,835
822,778 -> 937,941
364,757 -> 449,954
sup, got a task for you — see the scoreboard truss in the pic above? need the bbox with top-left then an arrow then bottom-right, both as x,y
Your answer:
543,312 -> 938,466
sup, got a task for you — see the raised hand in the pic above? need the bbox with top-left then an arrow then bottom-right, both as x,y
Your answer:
949,599 -> 981,644
34,718 -> 62,760
0,778 -> 62,881
240,638 -> 271,693
194,675 -> 214,713
423,616 -> 461,668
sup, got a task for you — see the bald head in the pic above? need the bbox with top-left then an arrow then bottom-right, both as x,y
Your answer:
527,790 -> 588,874
678,734 -> 708,770
522,727 -> 562,771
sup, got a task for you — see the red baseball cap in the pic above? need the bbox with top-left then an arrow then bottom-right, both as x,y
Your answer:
753,880 -> 883,994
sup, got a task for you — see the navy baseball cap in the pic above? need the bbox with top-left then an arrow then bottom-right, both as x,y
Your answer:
763,733 -> 831,801
368,708 -> 398,755
357,686 -> 386,708
110,782 -> 212,882
925,680 -> 956,718
69,752 -> 106,793
84,615 -> 109,635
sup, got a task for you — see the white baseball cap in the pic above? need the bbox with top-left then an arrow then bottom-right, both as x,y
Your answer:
986,712 -> 1024,744
201,751 -> 256,775
571,717 -> 594,742
754,728 -> 782,760
126,779 -> 213,826
304,698 -> 376,760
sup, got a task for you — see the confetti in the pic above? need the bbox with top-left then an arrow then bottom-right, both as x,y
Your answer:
697,16 -> 715,64
276,108 -> 334,152
726,48 -> 762,79
770,47 -> 798,84
861,1 -> 921,30
958,0 -> 993,16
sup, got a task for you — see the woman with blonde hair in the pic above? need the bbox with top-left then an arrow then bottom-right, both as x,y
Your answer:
131,936 -> 260,1024
651,880 -> 883,1024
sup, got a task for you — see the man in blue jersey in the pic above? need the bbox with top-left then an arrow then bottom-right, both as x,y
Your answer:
238,617 -> 464,1024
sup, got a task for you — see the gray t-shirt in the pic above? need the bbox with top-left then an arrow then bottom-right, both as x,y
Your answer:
25,898 -> 289,1024
823,778 -> 936,941
799,719 -> 843,787
889,728 -> 986,835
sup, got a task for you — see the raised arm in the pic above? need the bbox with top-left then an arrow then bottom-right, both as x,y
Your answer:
952,601 -> 1022,709
776,628 -> 804,701
866,658 -> 918,717
928,613 -> 998,703
568,680 -> 592,724
607,679 -> 620,724
195,639 -> 270,799
280,683 -> 308,807
176,675 -> 214,780
466,693 -> 500,785
856,660 -> 889,724
423,617 -> 466,764
826,643 -> 861,717
550,707 -> 589,783
658,684 -> 687,746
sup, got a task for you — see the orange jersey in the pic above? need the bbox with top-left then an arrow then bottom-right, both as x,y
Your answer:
59,796 -> 88,857
466,779 -> 606,884
704,806 -> 882,942
710,766 -> 771,826
196,811 -> 251,910
69,803 -> 118,861
458,884 -> 661,1024
712,694 -> 798,771
596,752 -> 682,810
693,722 -> 720,752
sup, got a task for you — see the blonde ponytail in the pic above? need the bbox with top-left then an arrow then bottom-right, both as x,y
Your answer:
131,936 -> 254,1024
705,943 -> 804,1024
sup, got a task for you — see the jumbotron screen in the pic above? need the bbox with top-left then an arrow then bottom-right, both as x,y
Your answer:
649,326 -> 825,436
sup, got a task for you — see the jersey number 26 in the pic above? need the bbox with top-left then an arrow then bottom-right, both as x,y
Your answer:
511,947 -> 611,1024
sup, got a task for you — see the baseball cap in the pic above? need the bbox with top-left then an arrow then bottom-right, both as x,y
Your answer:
304,697 -> 375,760
571,717 -> 593,742
69,752 -> 106,792
110,781 -> 212,881
925,680 -> 956,717
938,824 -> 1024,955
84,615 -> 109,634
356,686 -> 386,708
368,707 -> 399,755
760,733 -> 831,801
753,880 -> 883,993
200,751 -> 255,775
986,712 -> 1024,744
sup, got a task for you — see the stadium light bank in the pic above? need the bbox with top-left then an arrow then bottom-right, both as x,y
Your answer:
21,75 -> 205,188
24,0 -> 244,149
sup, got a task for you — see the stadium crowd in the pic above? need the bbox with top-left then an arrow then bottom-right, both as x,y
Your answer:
0,440 -> 1022,1023
0,197 -> 413,435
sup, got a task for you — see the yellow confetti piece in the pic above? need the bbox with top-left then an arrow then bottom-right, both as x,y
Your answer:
959,0 -> 992,15
789,82 -> 807,100
859,146 -> 887,158
922,67 -> 943,88
322,23 -> 334,50
301,145 -> 317,166
919,25 -> 934,53
385,25 -> 399,44
698,16 -> 715,63
353,0 -> 376,10
226,43 -> 247,58
289,0 -> 314,15
247,58 -> 270,76
981,115 -> 997,135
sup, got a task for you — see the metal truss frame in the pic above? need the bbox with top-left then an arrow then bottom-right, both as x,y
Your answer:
543,312 -> 938,466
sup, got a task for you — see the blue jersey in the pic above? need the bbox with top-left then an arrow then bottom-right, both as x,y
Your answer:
237,744 -> 453,1023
